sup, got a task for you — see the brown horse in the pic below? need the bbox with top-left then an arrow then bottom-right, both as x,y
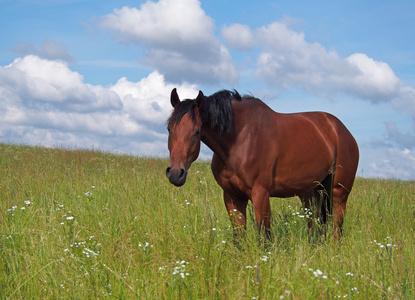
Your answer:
166,89 -> 359,240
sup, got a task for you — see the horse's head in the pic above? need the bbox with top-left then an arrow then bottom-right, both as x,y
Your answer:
166,88 -> 204,187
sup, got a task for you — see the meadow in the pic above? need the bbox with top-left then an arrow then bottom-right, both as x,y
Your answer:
1,143 -> 414,299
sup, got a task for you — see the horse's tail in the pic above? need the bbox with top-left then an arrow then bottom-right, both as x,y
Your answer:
320,173 -> 333,224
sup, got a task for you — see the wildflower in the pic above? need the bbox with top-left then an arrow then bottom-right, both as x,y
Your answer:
7,206 -> 17,212
66,216 -> 74,220
345,272 -> 354,277
212,228 -> 216,231
260,255 -> 269,262
172,260 -> 189,278
20,207 -> 25,210
24,200 -> 31,205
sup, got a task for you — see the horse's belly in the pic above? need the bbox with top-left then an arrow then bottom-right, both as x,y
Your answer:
270,180 -> 319,198
270,162 -> 332,197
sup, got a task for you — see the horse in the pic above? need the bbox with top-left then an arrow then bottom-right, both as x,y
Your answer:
166,88 -> 359,240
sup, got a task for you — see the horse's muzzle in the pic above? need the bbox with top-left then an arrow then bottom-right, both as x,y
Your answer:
166,166 -> 187,187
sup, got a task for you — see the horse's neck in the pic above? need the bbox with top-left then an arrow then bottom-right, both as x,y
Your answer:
201,125 -> 232,164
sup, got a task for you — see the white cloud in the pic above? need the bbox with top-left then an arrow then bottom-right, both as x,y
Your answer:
1,55 -> 121,112
98,0 -> 238,85
109,71 -> 198,124
222,24 -> 255,50
346,53 -> 400,101
99,0 -> 214,47
0,55 -> 199,155
223,21 -> 403,102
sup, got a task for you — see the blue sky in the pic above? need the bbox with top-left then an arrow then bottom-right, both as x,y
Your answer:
1,0 -> 415,179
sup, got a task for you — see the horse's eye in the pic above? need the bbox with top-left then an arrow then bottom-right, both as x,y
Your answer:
167,127 -> 171,133
195,129 -> 201,136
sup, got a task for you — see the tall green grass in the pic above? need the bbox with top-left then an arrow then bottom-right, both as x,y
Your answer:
1,143 -> 414,299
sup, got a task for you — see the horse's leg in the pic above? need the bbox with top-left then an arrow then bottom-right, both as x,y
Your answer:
251,188 -> 271,239
332,184 -> 349,240
223,192 -> 248,238
332,167 -> 356,240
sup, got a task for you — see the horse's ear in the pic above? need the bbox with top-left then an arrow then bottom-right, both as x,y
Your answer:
171,88 -> 180,108
196,90 -> 204,110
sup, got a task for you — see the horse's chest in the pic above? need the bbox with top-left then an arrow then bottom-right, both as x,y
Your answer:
211,162 -> 252,198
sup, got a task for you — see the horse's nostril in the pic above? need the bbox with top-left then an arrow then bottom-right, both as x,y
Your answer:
179,168 -> 185,178
166,167 -> 171,176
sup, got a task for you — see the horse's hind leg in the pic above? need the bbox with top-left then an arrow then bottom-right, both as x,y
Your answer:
332,167 -> 357,240
332,186 -> 348,240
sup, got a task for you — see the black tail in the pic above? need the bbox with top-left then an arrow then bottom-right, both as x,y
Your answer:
320,173 -> 333,224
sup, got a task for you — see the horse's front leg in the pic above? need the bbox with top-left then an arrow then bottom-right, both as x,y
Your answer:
223,192 -> 248,239
251,188 -> 271,240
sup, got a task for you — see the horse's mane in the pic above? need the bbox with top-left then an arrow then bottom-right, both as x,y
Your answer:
168,90 -> 244,133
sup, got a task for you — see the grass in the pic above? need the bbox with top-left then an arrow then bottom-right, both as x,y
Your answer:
1,143 -> 414,299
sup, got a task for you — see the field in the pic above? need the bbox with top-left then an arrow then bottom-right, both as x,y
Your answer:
1,143 -> 414,299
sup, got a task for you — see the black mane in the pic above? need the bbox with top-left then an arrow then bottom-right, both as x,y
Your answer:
168,90 -> 243,133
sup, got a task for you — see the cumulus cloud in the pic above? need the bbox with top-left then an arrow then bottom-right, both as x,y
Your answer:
222,21 -> 403,102
0,55 -> 198,155
222,24 -> 255,50
98,0 -> 238,85
346,53 -> 401,101
1,55 -> 121,113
